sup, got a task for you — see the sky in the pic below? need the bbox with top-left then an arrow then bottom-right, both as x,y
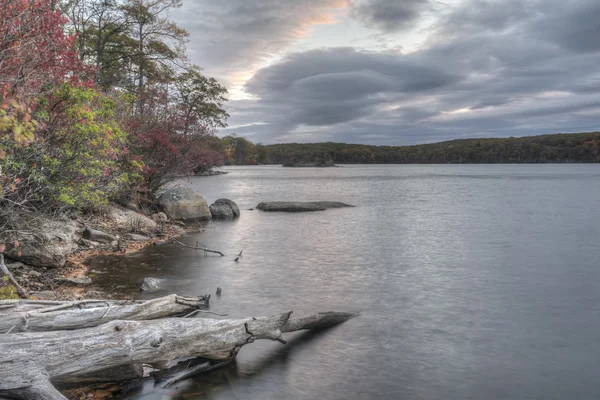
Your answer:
170,0 -> 600,145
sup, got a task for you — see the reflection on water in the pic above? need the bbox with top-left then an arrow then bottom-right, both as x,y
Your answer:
89,165 -> 600,400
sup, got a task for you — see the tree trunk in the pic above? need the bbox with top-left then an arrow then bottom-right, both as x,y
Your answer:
0,309 -> 353,398
0,294 -> 210,333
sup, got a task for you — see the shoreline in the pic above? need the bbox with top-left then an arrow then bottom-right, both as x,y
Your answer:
4,207 -> 207,302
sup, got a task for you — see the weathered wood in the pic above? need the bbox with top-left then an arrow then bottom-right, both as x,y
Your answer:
0,310 -> 353,398
169,236 -> 225,256
0,254 -> 28,297
0,294 -> 210,333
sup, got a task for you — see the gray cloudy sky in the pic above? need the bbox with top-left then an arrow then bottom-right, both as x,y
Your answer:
171,0 -> 600,144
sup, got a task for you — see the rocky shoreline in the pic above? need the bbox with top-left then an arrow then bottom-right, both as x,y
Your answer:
1,188 -> 242,301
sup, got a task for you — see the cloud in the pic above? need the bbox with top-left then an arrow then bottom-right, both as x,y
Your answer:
351,0 -> 431,32
179,0 -> 600,144
532,0 -> 600,53
169,0 -> 350,89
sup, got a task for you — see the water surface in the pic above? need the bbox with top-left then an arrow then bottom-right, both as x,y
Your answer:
89,165 -> 600,400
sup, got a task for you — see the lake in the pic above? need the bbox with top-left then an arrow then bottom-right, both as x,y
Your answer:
89,164 -> 600,400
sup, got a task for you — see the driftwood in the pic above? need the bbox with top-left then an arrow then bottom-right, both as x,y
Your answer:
169,236 -> 225,256
0,254 -> 28,297
0,294 -> 210,333
0,297 -> 353,399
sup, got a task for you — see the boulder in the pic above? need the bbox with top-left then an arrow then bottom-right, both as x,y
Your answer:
140,277 -> 164,292
256,201 -> 354,212
83,226 -> 116,244
2,215 -> 82,268
104,203 -> 157,232
157,188 -> 211,221
209,198 -> 241,219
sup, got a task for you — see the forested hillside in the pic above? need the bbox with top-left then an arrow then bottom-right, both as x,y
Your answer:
219,132 -> 600,165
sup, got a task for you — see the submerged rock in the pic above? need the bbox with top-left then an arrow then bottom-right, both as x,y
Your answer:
209,198 -> 241,219
157,187 -> 211,221
256,201 -> 354,212
140,277 -> 164,292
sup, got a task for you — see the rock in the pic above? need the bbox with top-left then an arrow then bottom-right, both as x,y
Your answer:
27,269 -> 42,277
54,276 -> 92,287
282,161 -> 337,167
157,187 -> 211,221
35,291 -> 59,300
125,202 -> 140,211
195,169 -> 229,176
126,233 -> 152,242
79,238 -> 101,248
140,277 -> 164,292
6,262 -> 25,270
104,203 -> 157,231
170,225 -> 185,233
83,226 -> 116,244
256,201 -> 355,212
209,198 -> 241,219
151,212 -> 168,222
1,215 -> 82,268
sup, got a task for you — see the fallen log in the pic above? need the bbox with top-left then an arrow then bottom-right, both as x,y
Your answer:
0,309 -> 353,399
0,294 -> 210,333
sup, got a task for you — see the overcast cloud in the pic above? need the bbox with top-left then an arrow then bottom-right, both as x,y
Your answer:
173,0 -> 600,144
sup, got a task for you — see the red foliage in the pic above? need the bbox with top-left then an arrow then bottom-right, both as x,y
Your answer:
125,92 -> 224,195
0,0 -> 93,100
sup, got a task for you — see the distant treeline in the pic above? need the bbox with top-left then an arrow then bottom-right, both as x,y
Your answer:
219,132 -> 600,165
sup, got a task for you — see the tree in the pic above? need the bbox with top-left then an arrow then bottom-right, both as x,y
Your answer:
120,0 -> 188,97
64,0 -> 134,88
125,88 -> 224,197
173,66 -> 229,135
0,0 -> 91,100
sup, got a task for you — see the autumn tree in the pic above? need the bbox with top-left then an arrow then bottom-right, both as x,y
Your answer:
0,0 -> 91,100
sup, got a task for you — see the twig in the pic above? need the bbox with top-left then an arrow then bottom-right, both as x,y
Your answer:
4,325 -> 16,334
183,310 -> 228,318
101,304 -> 112,319
36,300 -> 109,314
41,274 -> 61,301
168,236 -> 224,256
162,360 -> 232,388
